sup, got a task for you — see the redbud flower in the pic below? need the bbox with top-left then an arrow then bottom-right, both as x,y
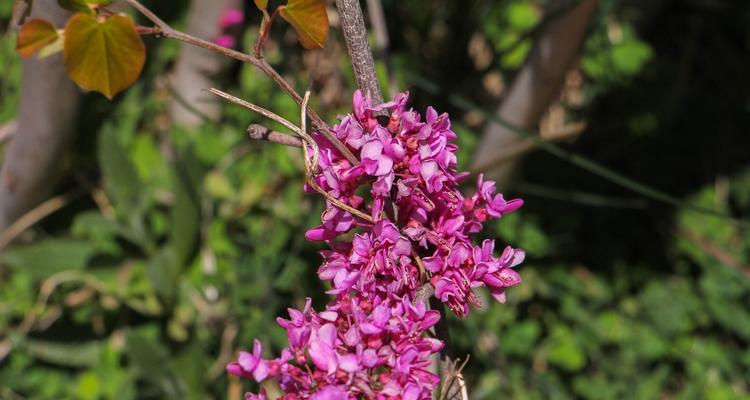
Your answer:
230,90 -> 525,398
213,34 -> 236,48
218,9 -> 244,29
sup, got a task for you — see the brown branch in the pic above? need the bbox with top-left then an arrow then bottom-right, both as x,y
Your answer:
123,0 -> 359,166
471,0 -> 598,182
0,188 -> 84,250
679,228 -> 750,278
206,88 -> 301,134
335,0 -> 385,106
247,124 -> 303,148
473,121 -> 586,174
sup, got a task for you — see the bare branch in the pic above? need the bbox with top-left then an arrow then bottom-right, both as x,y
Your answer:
247,124 -> 303,148
206,88 -> 301,134
335,0 -> 384,106
0,189 -> 84,250
123,0 -> 359,165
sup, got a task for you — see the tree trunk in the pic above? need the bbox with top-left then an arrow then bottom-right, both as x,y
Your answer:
169,0 -> 241,127
0,2 -> 80,230
470,0 -> 598,185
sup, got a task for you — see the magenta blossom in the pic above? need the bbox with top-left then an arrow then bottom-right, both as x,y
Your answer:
218,9 -> 244,29
230,90 -> 524,398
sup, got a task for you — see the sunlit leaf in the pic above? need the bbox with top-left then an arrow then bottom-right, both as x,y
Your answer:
254,0 -> 268,10
37,33 -> 64,59
16,19 -> 59,58
279,0 -> 328,49
63,13 -> 145,99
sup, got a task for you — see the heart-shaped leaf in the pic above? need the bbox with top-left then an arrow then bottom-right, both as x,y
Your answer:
279,0 -> 329,49
254,0 -> 268,11
16,19 -> 60,58
38,33 -> 64,59
63,13 -> 145,99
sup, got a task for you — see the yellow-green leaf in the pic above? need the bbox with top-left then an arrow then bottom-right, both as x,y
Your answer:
279,0 -> 329,49
16,18 -> 59,58
254,0 -> 268,11
63,13 -> 145,99
37,33 -> 64,59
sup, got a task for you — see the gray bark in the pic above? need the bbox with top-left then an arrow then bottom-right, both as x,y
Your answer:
0,2 -> 80,230
335,0 -> 384,105
169,0 -> 241,127
470,0 -> 598,184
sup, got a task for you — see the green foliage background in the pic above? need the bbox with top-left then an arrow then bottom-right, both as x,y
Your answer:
1,0 -> 749,399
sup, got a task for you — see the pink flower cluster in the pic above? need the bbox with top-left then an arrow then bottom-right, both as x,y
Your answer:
228,91 -> 524,399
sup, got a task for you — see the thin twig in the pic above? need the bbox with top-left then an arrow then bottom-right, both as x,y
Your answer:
206,88 -> 300,134
123,0 -> 359,165
679,228 -> 750,278
0,189 -> 84,250
247,124 -> 303,147
474,121 -> 586,173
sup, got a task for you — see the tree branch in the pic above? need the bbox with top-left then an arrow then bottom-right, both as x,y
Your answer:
123,0 -> 359,165
470,0 -> 598,183
335,0 -> 385,105
247,124 -> 303,148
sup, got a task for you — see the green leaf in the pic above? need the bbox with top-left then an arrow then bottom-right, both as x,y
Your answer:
63,13 -> 145,99
147,249 -> 177,299
544,325 -> 585,371
612,38 -> 652,75
22,339 -> 104,367
502,320 -> 541,356
506,3 -> 540,30
1,239 -> 96,279
98,123 -> 142,214
16,18 -> 59,57
169,154 -> 201,269
279,0 -> 329,49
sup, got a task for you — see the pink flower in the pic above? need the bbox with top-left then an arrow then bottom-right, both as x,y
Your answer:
213,34 -> 236,48
227,339 -> 273,382
229,90 -> 525,399
218,9 -> 244,29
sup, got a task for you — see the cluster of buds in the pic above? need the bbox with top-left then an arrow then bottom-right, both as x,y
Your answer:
228,91 -> 524,399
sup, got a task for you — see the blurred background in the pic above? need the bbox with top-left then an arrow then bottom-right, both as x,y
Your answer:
1,0 -> 749,398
